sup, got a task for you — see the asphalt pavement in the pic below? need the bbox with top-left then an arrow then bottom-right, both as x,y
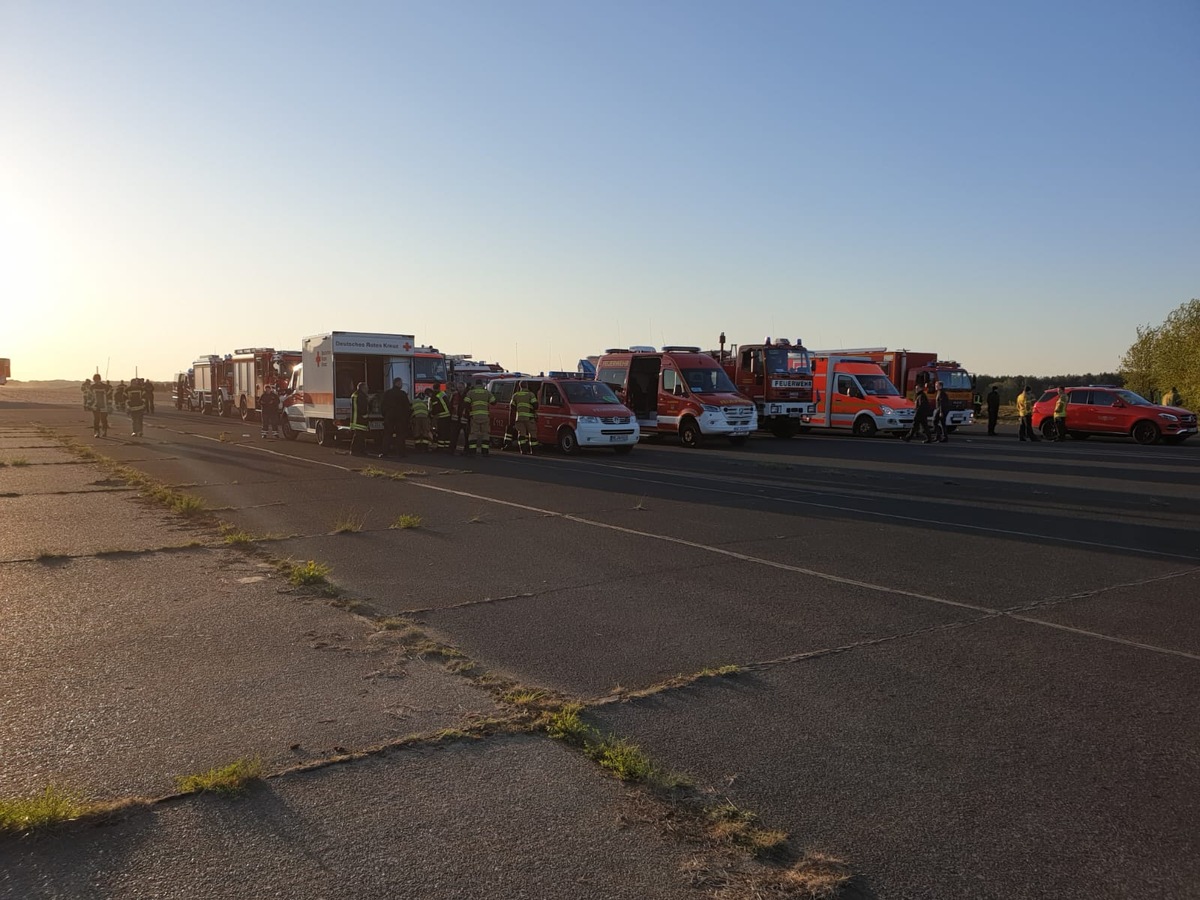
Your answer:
2,394 -> 1197,899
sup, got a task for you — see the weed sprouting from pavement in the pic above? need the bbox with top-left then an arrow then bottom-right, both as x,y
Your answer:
0,785 -> 87,834
331,509 -> 367,533
288,560 -> 332,586
176,758 -> 264,796
10,457 -> 30,467
390,514 -> 422,529
222,529 -> 255,546
170,494 -> 206,517
698,665 -> 739,678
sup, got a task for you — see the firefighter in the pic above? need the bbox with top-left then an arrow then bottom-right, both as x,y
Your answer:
350,381 -> 370,456
430,382 -> 452,451
145,380 -> 156,414
90,374 -> 111,437
510,380 -> 539,454
115,381 -> 127,412
901,384 -> 933,443
1052,386 -> 1068,441
465,378 -> 494,456
447,382 -> 468,455
411,389 -> 433,452
259,382 -> 281,440
1016,385 -> 1039,442
379,377 -> 411,457
126,378 -> 146,437
82,379 -> 94,410
931,381 -> 950,443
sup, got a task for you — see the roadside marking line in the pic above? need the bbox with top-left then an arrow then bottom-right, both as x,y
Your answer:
186,433 -> 1200,662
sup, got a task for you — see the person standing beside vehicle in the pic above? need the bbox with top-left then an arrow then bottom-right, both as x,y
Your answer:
430,383 -> 452,451
1053,386 -> 1069,442
932,382 -> 950,442
1016,385 -> 1039,441
986,386 -> 1000,435
259,383 -> 281,440
379,377 -> 411,458
510,381 -> 539,455
465,378 -> 493,457
901,384 -> 934,443
411,389 -> 433,452
349,382 -> 371,457
1162,386 -> 1181,407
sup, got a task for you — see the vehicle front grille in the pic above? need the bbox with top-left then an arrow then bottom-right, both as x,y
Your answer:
600,416 -> 630,425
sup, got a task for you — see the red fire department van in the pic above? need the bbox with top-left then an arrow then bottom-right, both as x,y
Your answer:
806,354 -> 916,437
486,373 -> 639,454
596,347 -> 757,447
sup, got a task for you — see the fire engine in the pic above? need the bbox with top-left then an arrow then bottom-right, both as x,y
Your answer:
411,346 -> 449,395
446,354 -> 506,384
712,335 -> 814,438
229,348 -> 301,421
191,355 -> 237,417
282,331 -> 417,446
0,358 -> 10,386
819,348 -> 975,430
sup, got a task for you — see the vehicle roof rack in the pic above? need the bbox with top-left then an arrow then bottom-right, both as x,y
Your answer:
662,345 -> 701,353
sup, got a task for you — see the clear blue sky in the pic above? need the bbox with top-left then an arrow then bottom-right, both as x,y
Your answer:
2,0 -> 1197,380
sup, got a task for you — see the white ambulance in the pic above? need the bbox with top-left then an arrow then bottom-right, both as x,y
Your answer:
282,332 -> 416,447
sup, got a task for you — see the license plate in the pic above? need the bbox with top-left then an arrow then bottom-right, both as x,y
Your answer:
369,421 -> 383,430
731,429 -> 749,436
609,435 -> 624,442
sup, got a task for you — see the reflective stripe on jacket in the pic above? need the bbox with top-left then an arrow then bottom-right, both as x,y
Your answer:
511,390 -> 537,419
411,397 -> 430,418
1053,394 -> 1068,418
466,387 -> 491,418
351,391 -> 369,430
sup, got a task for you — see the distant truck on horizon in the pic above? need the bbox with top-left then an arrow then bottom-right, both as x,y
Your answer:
0,358 -> 9,385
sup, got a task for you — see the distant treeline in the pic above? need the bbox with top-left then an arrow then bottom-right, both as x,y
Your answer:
972,373 -> 1125,404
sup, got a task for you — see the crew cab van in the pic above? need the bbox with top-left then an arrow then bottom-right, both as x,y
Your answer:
486,373 -> 639,454
806,354 -> 915,437
596,347 -> 757,447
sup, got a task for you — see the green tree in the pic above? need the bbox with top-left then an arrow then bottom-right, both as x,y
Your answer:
1121,298 -> 1200,407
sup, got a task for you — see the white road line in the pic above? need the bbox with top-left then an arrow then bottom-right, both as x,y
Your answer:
184,431 -> 1200,662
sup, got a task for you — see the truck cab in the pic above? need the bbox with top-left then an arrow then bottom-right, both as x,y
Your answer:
596,347 -> 756,447
808,355 -> 915,437
715,337 -> 814,438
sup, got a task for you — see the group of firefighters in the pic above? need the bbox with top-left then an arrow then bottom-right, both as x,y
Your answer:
347,378 -> 539,458
80,374 -> 154,438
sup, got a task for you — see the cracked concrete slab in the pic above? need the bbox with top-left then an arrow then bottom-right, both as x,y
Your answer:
0,549 -> 500,799
0,736 -> 710,900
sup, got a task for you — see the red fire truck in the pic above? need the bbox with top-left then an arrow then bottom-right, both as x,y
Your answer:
191,355 -> 236,417
713,336 -> 814,438
412,346 -> 450,394
821,349 -> 975,429
229,348 -> 301,421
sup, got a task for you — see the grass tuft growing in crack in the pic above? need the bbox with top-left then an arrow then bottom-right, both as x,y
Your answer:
176,758 -> 264,796
390,514 -> 422,529
10,457 -> 31,467
707,802 -> 789,859
331,509 -> 366,533
0,785 -> 87,834
287,559 -> 332,586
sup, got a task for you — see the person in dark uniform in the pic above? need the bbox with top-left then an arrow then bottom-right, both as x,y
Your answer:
379,378 -> 411,457
90,374 -> 111,437
932,382 -> 950,442
902,384 -> 934,443
986,386 -> 1000,435
259,383 -> 281,439
430,383 -> 452,451
126,378 -> 146,437
145,380 -> 156,414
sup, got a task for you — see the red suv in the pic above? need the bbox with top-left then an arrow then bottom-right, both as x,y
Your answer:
1032,386 -> 1196,445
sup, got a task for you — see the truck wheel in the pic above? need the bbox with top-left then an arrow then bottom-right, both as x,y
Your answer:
679,419 -> 702,448
1131,420 -> 1160,445
852,416 -> 877,438
316,419 -> 335,447
770,420 -> 798,439
200,398 -> 211,416
557,427 -> 579,455
281,418 -> 298,441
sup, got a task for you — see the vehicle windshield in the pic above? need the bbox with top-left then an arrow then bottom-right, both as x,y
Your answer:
414,356 -> 448,383
858,374 -> 902,397
1116,390 -> 1151,406
765,347 -> 811,375
562,381 -> 621,404
682,367 -> 739,394
936,371 -> 973,391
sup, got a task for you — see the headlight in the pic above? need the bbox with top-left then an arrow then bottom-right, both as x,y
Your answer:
702,404 -> 722,413
880,405 -> 894,415
576,416 -> 599,424
1159,413 -> 1179,422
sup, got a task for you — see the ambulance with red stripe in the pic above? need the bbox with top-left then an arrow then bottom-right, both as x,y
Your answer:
282,332 -> 416,447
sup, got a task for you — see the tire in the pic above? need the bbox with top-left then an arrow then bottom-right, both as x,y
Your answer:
728,435 -> 748,447
678,418 -> 702,448
613,444 -> 633,455
316,419 -> 335,447
1131,420 -> 1160,445
557,427 -> 579,455
281,418 -> 298,441
200,397 -> 211,416
1041,420 -> 1057,440
852,416 -> 877,438
770,420 -> 798,439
